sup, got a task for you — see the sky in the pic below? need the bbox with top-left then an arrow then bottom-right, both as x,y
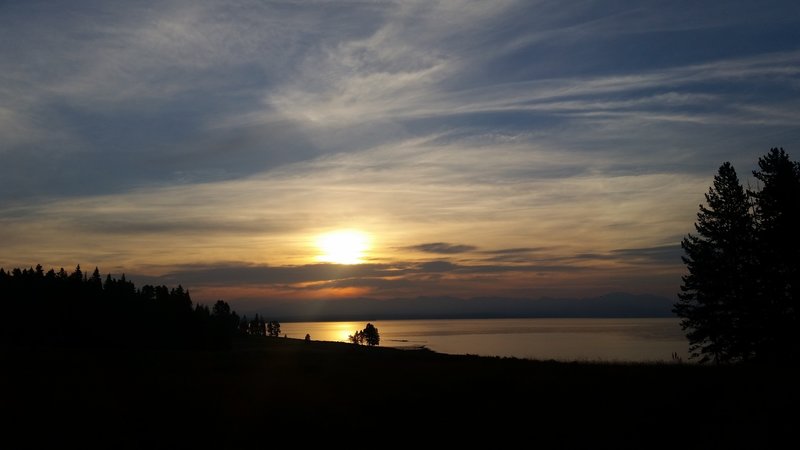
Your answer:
2,0 -> 799,312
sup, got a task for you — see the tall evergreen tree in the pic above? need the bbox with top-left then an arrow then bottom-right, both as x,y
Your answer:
678,149 -> 800,364
750,148 -> 800,362
676,162 -> 756,363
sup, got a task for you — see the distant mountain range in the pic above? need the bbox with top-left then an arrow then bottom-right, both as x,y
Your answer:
246,292 -> 676,322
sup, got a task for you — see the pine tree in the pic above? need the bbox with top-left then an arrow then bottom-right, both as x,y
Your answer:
677,149 -> 800,364
676,162 -> 755,362
750,148 -> 800,362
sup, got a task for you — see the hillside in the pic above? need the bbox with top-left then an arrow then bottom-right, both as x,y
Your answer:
2,337 -> 795,447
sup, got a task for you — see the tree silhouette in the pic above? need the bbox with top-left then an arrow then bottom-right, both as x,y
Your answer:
348,324 -> 380,346
750,148 -> 800,362
212,300 -> 231,317
238,315 -> 247,334
349,330 -> 364,345
267,320 -> 281,337
676,148 -> 800,364
676,162 -> 756,362
210,300 -> 239,345
248,315 -> 266,336
0,265 -> 243,349
363,323 -> 380,346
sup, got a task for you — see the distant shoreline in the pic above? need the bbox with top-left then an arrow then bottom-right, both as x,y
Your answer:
238,292 -> 676,322
275,314 -> 678,323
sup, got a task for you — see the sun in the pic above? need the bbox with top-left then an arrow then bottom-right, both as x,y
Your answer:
316,230 -> 370,264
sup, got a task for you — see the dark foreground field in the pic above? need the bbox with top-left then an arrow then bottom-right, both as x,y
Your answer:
2,337 -> 797,448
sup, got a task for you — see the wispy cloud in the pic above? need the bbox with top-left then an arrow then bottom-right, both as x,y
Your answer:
404,243 -> 478,254
1,0 -> 798,304
0,131 -> 713,285
610,245 -> 683,265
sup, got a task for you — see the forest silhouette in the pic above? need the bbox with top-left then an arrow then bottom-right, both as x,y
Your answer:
0,265 -> 262,349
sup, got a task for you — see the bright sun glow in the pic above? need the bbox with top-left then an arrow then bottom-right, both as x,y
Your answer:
316,230 -> 370,264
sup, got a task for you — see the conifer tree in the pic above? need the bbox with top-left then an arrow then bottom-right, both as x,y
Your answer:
750,148 -> 800,362
677,149 -> 800,364
676,162 -> 755,362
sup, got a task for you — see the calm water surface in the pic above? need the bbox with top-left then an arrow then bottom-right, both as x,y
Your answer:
280,318 -> 689,362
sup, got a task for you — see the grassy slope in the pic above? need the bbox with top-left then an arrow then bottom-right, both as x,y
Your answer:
2,337 -> 796,448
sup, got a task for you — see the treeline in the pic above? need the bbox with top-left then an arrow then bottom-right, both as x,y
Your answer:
0,265 -> 276,349
676,148 -> 799,364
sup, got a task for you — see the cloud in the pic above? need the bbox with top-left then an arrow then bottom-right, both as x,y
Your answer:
3,0 -> 799,206
0,0 -> 381,201
267,0 -> 517,126
76,217 -> 284,236
132,258 -> 593,288
0,133 -> 710,278
120,254 -> 683,304
139,263 -> 400,287
478,248 -> 551,262
0,107 -> 48,150
301,277 -> 419,291
416,261 -> 458,273
611,245 -> 683,265
404,242 -> 478,254
1,0 -> 798,303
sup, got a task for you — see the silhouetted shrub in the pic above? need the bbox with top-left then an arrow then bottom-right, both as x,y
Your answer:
363,323 -> 380,346
349,323 -> 380,346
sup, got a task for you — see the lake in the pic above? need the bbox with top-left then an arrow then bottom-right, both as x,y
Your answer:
280,317 -> 689,362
